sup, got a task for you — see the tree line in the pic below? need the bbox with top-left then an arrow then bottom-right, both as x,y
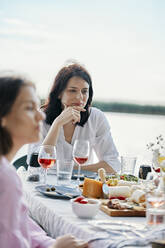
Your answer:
92,101 -> 165,115
41,98 -> 165,115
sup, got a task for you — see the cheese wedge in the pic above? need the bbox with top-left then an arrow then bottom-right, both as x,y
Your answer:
82,178 -> 103,198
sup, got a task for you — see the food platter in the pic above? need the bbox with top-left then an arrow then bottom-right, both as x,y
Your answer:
100,198 -> 146,217
100,204 -> 146,217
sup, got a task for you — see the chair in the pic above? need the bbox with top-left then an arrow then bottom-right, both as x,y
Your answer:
13,155 -> 28,170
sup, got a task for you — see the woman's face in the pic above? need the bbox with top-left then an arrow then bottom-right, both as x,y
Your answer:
60,76 -> 89,109
2,85 -> 45,146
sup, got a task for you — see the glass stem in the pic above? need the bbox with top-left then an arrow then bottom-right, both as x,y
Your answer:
77,164 -> 80,185
44,168 -> 47,184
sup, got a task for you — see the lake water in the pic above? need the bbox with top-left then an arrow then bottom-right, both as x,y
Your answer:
14,112 -> 165,174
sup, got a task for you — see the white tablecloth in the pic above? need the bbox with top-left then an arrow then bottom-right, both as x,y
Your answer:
22,175 -> 151,248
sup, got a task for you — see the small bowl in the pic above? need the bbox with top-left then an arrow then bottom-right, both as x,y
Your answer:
71,198 -> 101,219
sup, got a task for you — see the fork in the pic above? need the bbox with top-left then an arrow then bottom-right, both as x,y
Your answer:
55,190 -> 73,199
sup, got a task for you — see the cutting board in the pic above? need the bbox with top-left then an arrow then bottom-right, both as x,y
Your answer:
100,204 -> 146,217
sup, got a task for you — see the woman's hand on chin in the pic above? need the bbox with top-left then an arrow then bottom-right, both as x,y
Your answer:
56,104 -> 86,126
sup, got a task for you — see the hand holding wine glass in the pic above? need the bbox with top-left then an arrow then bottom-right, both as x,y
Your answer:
73,140 -> 89,185
38,145 -> 56,184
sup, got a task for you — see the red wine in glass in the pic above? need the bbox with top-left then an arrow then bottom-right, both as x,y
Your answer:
38,158 -> 56,169
74,157 -> 88,165
38,145 -> 56,184
73,140 -> 90,185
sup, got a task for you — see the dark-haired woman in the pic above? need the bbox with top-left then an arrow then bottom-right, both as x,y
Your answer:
27,63 -> 120,173
0,75 -> 88,248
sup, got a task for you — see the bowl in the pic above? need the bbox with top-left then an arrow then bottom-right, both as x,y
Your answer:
71,197 -> 101,219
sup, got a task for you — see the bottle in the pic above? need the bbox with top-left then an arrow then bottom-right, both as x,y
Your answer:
27,152 -> 40,182
138,165 -> 151,179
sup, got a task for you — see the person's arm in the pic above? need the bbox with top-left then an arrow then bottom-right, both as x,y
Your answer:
75,161 -> 116,173
27,216 -> 55,248
42,106 -> 85,146
78,109 -> 120,173
29,216 -> 88,248
27,106 -> 84,162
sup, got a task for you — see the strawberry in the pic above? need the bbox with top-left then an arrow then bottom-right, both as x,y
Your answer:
79,199 -> 88,204
109,196 -> 116,200
74,196 -> 85,203
117,196 -> 126,200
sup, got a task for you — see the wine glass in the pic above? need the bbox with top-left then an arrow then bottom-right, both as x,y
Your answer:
72,139 -> 90,185
38,145 -> 56,184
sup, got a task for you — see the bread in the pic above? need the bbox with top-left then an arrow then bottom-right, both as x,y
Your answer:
131,189 -> 146,203
130,184 -> 143,193
109,186 -> 131,198
82,178 -> 103,198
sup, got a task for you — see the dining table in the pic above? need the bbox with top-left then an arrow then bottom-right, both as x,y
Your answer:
20,171 -> 157,248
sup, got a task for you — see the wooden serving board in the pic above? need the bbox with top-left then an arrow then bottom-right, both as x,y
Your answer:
100,204 -> 146,217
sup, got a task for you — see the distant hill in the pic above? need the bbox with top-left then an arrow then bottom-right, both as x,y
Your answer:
40,98 -> 165,115
92,101 -> 165,115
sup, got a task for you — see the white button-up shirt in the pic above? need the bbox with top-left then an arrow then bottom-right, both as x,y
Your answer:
27,107 -> 121,172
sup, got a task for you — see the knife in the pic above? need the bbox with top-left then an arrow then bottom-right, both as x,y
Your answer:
98,168 -> 109,199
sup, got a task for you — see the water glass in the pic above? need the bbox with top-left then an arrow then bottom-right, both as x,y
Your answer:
121,156 -> 137,175
146,191 -> 165,226
57,160 -> 74,185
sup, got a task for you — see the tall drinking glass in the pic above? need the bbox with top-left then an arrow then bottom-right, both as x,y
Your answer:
73,140 -> 89,185
38,145 -> 56,184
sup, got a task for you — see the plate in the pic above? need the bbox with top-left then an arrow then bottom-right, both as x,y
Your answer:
35,184 -> 81,199
72,170 -> 97,180
89,220 -> 145,232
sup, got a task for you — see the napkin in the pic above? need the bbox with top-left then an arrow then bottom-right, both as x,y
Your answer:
106,225 -> 165,248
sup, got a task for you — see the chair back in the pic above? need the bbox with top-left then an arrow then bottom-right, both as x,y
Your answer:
13,155 -> 28,170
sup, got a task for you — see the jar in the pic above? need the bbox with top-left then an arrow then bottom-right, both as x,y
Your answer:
27,153 -> 41,182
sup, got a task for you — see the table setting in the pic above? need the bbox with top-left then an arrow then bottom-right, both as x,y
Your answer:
17,137 -> 165,248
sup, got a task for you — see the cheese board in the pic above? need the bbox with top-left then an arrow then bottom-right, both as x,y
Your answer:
100,204 -> 146,217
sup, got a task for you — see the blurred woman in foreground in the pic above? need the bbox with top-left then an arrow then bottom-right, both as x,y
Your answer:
0,75 -> 88,248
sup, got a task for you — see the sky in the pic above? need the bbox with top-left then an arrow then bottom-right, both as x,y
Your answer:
0,0 -> 165,105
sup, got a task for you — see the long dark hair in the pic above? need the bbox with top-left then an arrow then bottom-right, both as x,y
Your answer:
42,63 -> 93,127
0,76 -> 34,156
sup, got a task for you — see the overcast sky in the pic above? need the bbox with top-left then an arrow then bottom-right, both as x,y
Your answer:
0,0 -> 165,105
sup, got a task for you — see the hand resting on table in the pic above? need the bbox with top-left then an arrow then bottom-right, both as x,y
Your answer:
50,234 -> 88,248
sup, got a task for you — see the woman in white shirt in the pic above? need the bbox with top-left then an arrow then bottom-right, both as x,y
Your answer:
28,63 -> 120,173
